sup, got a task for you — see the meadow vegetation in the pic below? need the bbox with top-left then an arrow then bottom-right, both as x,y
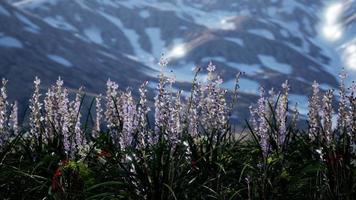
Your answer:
0,58 -> 355,199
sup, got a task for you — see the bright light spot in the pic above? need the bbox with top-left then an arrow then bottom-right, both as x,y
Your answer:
343,44 -> 356,70
322,2 -> 344,41
219,17 -> 235,30
322,24 -> 342,41
345,44 -> 356,54
167,44 -> 186,59
324,3 -> 343,23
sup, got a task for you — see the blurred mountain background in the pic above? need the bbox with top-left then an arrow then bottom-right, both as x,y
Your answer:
0,0 -> 355,122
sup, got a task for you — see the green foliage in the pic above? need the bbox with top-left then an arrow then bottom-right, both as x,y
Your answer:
0,120 -> 354,200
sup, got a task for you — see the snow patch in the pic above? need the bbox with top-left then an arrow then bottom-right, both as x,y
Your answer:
0,36 -> 23,48
47,54 -> 72,67
14,12 -> 40,33
83,27 -> 103,44
98,50 -> 118,60
99,12 -> 157,69
258,55 -> 292,74
44,16 -> 77,31
248,29 -> 275,40
139,10 -> 150,18
14,0 -> 58,9
225,37 -> 244,46
145,28 -> 165,57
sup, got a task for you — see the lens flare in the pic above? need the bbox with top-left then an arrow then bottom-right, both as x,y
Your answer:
167,44 -> 186,59
322,2 -> 344,41
344,44 -> 356,70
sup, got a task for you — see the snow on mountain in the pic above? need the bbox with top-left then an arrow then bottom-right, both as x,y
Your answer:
2,0 -> 355,120
0,1 -> 152,118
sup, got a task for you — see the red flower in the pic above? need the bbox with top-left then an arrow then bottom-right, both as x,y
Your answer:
60,159 -> 69,166
54,168 -> 61,177
97,149 -> 110,158
51,168 -> 63,192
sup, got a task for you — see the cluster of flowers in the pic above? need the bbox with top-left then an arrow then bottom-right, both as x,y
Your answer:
0,78 -> 18,148
307,72 -> 356,146
29,77 -> 86,157
104,58 -> 231,150
249,70 -> 356,158
0,60 -> 235,158
249,80 -> 291,157
0,61 -> 355,161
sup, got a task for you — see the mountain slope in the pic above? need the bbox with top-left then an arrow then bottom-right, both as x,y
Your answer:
0,1 -> 151,117
2,0 -> 355,120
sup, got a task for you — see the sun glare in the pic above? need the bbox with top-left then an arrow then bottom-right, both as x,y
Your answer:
322,2 -> 343,41
167,44 -> 186,59
322,24 -> 342,41
344,44 -> 356,70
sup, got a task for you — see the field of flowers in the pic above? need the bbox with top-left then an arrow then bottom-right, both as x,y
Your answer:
0,59 -> 355,199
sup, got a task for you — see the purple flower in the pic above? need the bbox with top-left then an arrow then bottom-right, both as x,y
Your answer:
308,81 -> 321,141
322,89 -> 334,145
0,79 -> 9,148
257,87 -> 269,157
9,101 -> 18,136
93,94 -> 102,138
29,77 -> 42,141
276,80 -> 289,146
121,90 -> 137,148
337,70 -> 348,132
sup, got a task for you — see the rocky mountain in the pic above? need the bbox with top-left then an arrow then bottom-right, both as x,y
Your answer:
0,0 -> 355,121
0,1 -> 153,118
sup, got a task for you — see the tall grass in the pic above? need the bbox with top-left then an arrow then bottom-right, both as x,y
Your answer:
0,61 -> 355,199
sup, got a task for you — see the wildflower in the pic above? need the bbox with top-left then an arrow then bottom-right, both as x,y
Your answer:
348,82 -> 356,139
9,101 -> 18,136
169,91 -> 183,146
322,89 -> 334,145
59,88 -> 71,155
44,88 -> 55,140
257,87 -> 269,157
0,79 -> 8,131
137,81 -> 150,146
207,61 -> 216,74
29,77 -> 42,141
188,80 -> 202,138
200,63 -> 228,134
121,90 -> 137,148
105,79 -> 120,129
93,94 -> 102,138
154,58 -> 170,143
55,77 -> 66,131
308,81 -> 321,141
105,79 -> 121,144
276,80 -> 289,146
71,88 -> 85,150
337,70 -> 348,133
250,87 -> 269,157
51,167 -> 63,192
0,79 -> 9,147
